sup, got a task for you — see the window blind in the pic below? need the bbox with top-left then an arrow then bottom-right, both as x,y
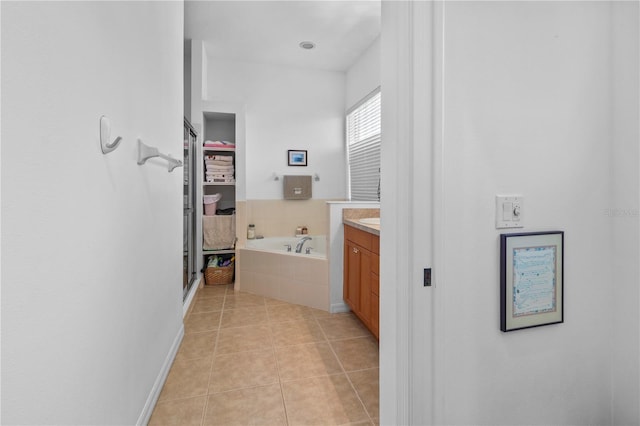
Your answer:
347,90 -> 381,201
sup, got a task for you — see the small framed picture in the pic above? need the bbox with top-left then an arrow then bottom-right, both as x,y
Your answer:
500,231 -> 564,332
288,150 -> 308,166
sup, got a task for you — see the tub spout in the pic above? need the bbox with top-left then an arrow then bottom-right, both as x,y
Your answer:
295,236 -> 312,253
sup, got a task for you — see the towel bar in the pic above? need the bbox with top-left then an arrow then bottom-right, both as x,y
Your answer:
137,139 -> 183,172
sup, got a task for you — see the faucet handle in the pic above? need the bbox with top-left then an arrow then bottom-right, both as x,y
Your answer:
305,247 -> 313,254
284,244 -> 292,252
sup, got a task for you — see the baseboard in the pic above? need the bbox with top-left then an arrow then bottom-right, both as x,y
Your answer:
136,325 -> 184,426
330,302 -> 351,314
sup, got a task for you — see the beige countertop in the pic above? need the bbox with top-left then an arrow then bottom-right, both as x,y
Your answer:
343,218 -> 380,236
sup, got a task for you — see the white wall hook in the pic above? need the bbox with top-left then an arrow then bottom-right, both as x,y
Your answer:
137,139 -> 183,172
99,115 -> 123,154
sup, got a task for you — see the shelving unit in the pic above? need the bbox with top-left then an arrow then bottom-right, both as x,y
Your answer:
201,112 -> 237,283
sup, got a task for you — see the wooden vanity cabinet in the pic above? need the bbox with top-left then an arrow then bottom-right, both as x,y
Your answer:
344,225 -> 379,339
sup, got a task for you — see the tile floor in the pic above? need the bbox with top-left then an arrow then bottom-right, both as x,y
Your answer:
149,284 -> 379,425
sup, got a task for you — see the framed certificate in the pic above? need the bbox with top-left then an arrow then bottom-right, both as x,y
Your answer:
500,231 -> 564,332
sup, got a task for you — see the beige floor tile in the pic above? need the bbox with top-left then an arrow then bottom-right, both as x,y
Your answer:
216,324 -> 272,354
309,307 -> 335,319
220,305 -> 268,328
316,313 -> 370,340
202,384 -> 287,426
282,374 -> 369,425
264,296 -> 288,306
276,342 -> 342,381
270,318 -> 326,347
224,292 -> 266,309
200,284 -> 231,298
209,349 -> 278,393
191,296 -> 225,313
149,396 -> 206,425
158,356 -> 212,401
175,331 -> 217,361
267,303 -> 316,323
185,311 -> 222,333
348,368 -> 379,421
331,337 -> 379,372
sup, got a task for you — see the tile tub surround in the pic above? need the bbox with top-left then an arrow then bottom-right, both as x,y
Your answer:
149,285 -> 380,425
238,247 -> 329,311
236,199 -> 336,246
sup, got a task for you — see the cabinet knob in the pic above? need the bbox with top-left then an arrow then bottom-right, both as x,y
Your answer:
353,247 -> 359,254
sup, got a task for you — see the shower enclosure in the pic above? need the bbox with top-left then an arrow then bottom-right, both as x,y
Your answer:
183,118 -> 197,300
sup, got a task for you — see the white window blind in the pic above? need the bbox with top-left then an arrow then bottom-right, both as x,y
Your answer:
347,90 -> 381,201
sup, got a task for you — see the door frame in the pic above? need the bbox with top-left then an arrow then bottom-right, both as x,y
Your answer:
379,2 -> 444,424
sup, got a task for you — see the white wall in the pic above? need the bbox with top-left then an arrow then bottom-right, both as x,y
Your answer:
1,2 -> 184,424
611,2 -> 640,424
381,1 -> 639,424
437,2 -> 625,424
206,59 -> 346,200
345,36 -> 381,110
440,2 -> 613,425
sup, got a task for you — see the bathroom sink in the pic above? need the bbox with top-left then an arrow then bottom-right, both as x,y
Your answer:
359,217 -> 380,226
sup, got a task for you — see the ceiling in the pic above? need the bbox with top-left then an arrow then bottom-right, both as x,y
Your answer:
184,1 -> 381,72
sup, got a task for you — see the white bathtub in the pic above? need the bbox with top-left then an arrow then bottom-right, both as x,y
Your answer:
244,235 -> 326,258
238,235 -> 329,311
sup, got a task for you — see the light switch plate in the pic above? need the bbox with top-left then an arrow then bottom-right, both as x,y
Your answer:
496,195 -> 523,229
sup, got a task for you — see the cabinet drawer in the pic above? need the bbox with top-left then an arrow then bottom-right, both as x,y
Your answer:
345,225 -> 372,251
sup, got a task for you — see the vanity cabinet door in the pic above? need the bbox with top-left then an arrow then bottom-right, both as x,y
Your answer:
370,253 -> 379,339
358,247 -> 372,326
344,225 -> 379,339
344,240 -> 361,312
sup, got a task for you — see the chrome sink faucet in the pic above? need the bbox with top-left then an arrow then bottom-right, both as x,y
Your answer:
295,236 -> 312,253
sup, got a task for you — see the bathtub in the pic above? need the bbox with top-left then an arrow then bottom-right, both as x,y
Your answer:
238,235 -> 329,311
245,235 -> 326,258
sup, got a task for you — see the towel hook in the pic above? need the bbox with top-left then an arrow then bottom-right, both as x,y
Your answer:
99,116 -> 123,154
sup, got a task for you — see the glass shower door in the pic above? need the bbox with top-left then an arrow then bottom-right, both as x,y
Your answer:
183,118 -> 197,300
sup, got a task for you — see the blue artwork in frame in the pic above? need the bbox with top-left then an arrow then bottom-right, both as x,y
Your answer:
288,150 -> 308,166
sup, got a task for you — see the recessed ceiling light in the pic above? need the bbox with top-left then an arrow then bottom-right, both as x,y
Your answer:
299,41 -> 316,50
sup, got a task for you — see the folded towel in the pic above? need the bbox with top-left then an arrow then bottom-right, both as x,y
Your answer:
206,171 -> 234,176
207,165 -> 234,172
206,174 -> 234,179
203,215 -> 236,250
206,178 -> 235,183
206,160 -> 233,166
206,169 -> 234,173
204,141 -> 235,148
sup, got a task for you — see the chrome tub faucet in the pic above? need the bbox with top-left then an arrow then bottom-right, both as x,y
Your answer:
295,236 -> 312,253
